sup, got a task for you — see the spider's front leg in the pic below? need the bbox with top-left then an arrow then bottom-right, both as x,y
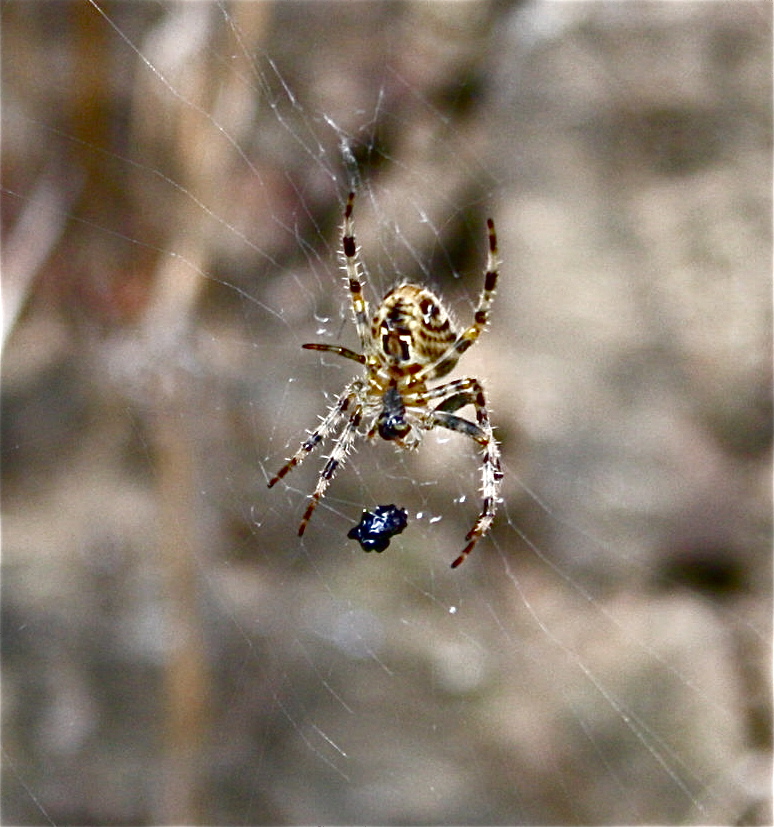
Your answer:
427,378 -> 503,567
268,380 -> 362,499
297,401 -> 363,536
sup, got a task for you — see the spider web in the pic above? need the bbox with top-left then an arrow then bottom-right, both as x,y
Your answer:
2,1 -> 772,824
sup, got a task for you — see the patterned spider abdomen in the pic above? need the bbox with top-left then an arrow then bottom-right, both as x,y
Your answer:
371,284 -> 460,378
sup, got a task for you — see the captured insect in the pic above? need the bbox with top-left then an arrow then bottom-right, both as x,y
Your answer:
268,191 -> 502,567
347,504 -> 408,553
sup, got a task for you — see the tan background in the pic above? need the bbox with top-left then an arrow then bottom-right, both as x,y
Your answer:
2,2 -> 771,823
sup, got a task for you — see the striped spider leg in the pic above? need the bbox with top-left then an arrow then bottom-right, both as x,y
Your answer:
423,376 -> 503,568
267,379 -> 365,536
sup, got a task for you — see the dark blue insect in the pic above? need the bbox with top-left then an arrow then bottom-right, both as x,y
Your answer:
347,504 -> 408,553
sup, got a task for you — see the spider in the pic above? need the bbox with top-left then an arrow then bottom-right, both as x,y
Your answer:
268,191 -> 503,568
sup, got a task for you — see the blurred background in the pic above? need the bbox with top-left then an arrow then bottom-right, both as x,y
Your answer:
2,1 -> 771,824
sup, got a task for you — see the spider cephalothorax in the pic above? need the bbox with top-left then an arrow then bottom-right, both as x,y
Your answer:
268,191 -> 502,567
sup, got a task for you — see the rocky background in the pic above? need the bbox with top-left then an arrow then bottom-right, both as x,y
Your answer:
2,2 -> 771,824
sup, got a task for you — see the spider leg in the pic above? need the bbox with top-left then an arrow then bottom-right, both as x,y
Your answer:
432,391 -> 471,415
416,216 -> 499,382
299,194 -> 372,368
267,381 -> 362,488
297,404 -> 363,536
342,191 -> 372,352
430,411 -> 482,441
424,377 -> 503,567
302,343 -> 366,365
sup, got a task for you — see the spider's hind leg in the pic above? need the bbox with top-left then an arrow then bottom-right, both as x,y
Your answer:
342,191 -> 372,351
415,217 -> 499,383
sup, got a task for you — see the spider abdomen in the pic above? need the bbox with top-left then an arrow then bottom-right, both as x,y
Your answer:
372,283 -> 459,376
